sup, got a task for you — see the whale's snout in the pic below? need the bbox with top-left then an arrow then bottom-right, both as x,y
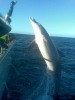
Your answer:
29,17 -> 37,23
29,17 -> 34,21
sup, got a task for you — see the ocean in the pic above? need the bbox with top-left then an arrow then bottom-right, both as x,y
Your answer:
3,34 -> 75,100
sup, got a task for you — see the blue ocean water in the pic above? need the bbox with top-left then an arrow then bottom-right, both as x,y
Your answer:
6,34 -> 75,100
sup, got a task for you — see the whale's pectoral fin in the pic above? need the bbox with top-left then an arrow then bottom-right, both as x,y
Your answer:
27,39 -> 37,49
58,50 -> 64,57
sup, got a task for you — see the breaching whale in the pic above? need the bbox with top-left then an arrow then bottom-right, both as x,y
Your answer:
29,17 -> 59,71
29,17 -> 61,96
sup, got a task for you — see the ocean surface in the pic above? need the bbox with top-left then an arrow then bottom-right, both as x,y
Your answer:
4,34 -> 75,100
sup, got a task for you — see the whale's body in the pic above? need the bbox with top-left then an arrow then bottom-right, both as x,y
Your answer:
29,17 -> 59,71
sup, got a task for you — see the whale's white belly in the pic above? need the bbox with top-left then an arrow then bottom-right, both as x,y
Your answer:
29,17 -> 59,71
36,36 -> 57,71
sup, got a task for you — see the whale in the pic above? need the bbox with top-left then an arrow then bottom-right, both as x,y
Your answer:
29,17 -> 59,71
29,17 -> 61,96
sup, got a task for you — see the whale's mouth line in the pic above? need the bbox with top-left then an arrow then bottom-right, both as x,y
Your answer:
29,17 -> 35,21
29,17 -> 34,21
29,17 -> 37,23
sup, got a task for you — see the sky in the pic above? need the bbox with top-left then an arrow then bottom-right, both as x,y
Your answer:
0,0 -> 75,37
